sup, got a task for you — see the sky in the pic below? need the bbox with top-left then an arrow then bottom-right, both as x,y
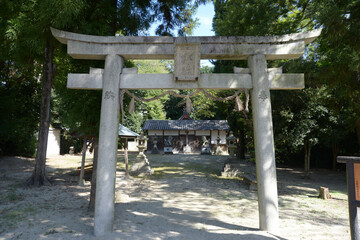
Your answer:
148,2 -> 215,66
149,2 -> 215,36
192,3 -> 215,37
192,2 -> 215,66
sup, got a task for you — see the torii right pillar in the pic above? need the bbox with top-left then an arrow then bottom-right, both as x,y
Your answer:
249,54 -> 279,233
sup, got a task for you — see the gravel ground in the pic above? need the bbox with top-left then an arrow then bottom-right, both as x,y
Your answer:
0,154 -> 350,240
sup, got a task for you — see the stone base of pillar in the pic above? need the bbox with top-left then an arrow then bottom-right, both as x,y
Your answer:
130,155 -> 154,177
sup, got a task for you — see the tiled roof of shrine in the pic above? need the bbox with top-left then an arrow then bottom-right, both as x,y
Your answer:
143,120 -> 230,131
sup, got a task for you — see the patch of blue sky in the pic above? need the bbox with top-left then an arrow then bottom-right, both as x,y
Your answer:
148,2 -> 215,67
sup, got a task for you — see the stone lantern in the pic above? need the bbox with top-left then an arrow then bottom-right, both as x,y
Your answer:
151,133 -> 160,154
215,135 -> 223,155
130,130 -> 153,176
136,131 -> 147,159
226,131 -> 237,159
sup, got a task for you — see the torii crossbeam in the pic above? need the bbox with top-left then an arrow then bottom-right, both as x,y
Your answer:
51,27 -> 321,236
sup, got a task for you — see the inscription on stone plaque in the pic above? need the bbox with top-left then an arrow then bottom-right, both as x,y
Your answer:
104,90 -> 115,100
174,43 -> 200,81
354,163 -> 360,201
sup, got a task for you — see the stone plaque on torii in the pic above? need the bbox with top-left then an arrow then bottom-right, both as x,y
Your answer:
51,27 -> 321,236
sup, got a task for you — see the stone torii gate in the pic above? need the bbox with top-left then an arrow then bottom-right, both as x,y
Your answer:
51,28 -> 321,236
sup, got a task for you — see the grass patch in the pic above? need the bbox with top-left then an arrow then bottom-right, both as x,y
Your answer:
330,190 -> 347,199
45,229 -> 59,235
148,166 -> 185,179
0,205 -> 36,229
0,184 -> 24,203
147,161 -> 221,179
15,233 -> 23,239
8,191 -> 19,201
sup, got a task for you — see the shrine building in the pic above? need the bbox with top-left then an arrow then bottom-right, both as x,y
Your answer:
143,113 -> 230,154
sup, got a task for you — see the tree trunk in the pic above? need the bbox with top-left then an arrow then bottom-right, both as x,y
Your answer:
356,119 -> 360,150
124,138 -> 129,176
238,128 -> 246,159
88,137 -> 98,211
304,142 -> 311,178
27,40 -> 55,187
79,137 -> 87,185
332,141 -> 339,171
110,0 -> 118,35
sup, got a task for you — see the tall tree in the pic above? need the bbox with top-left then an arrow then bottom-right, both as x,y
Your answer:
211,0 -> 360,169
211,0 -> 313,162
19,0 -> 86,186
1,0 -> 207,186
1,0 -> 85,186
0,1 -> 41,156
308,0 -> 360,149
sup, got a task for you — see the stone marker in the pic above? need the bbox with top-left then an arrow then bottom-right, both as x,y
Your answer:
319,187 -> 332,200
130,131 -> 153,177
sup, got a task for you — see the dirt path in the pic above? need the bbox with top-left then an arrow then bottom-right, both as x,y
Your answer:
0,154 -> 350,239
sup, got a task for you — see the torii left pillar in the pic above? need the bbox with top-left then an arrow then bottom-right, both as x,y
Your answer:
94,54 -> 123,236
249,54 -> 279,233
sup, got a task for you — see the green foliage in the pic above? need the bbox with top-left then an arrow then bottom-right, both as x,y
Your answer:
124,112 -> 145,133
0,0 -> 87,157
143,90 -> 168,120
308,0 -> 360,137
164,65 -> 217,120
0,0 -> 207,156
0,67 -> 40,156
135,60 -> 172,74
164,90 -> 186,120
213,0 -> 314,36
211,0 -> 360,167
152,0 -> 207,36
274,87 -> 329,150
126,60 -> 171,121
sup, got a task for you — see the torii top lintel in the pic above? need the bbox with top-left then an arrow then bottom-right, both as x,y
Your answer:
51,28 -> 321,61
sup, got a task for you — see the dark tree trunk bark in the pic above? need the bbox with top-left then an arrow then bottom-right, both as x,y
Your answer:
27,40 -> 55,187
79,137 -> 87,185
88,137 -> 99,211
304,141 -> 311,178
356,119 -> 360,150
332,141 -> 339,170
124,138 -> 129,176
238,128 -> 246,159
110,0 -> 118,35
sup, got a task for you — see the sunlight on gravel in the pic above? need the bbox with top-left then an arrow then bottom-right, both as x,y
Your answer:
0,154 -> 350,240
